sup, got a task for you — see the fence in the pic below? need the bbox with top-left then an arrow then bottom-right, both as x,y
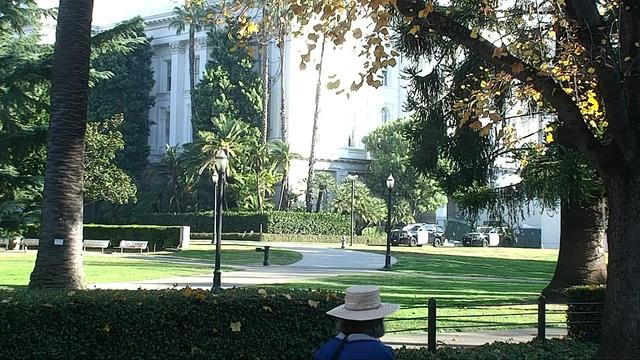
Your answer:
384,296 -> 603,352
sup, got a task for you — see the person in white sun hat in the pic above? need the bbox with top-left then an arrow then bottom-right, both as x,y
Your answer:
313,285 -> 399,360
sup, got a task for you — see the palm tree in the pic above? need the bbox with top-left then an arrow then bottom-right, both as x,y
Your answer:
29,0 -> 94,290
305,35 -> 326,212
268,139 -> 301,210
170,0 -> 208,125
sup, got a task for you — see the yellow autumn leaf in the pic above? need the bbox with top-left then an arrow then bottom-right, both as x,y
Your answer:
195,293 -> 206,302
469,27 -> 479,39
480,124 -> 492,136
245,22 -> 259,34
182,287 -> 193,298
308,33 -> 319,42
409,25 -> 420,35
327,79 -> 341,90
230,322 -> 241,332
587,67 -> 595,74
546,132 -> 554,143
352,28 -> 363,39
489,112 -> 502,122
469,120 -> 482,130
418,3 -> 434,18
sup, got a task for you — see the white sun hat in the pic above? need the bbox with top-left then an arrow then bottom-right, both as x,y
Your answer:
326,285 -> 399,321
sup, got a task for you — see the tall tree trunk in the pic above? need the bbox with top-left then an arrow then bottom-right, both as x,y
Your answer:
542,195 -> 607,300
278,168 -> 287,210
255,168 -> 263,213
278,27 -> 289,210
260,13 -> 270,145
315,188 -> 324,212
188,24 -> 196,125
597,172 -> 640,359
29,0 -> 94,290
305,36 -> 326,212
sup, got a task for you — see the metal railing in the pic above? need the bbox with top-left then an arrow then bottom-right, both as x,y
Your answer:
383,296 -> 604,352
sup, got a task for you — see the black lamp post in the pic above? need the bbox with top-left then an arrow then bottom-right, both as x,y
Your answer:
211,171 -> 219,245
212,150 -> 228,292
384,174 -> 395,269
347,174 -> 357,246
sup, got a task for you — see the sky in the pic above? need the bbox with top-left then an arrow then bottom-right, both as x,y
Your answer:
36,0 -> 181,26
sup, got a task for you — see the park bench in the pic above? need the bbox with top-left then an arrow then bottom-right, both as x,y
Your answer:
83,239 -> 111,253
0,238 -> 8,250
21,238 -> 39,251
223,240 -> 272,266
116,240 -> 149,254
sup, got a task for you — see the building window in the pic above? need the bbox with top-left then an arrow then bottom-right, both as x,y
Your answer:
381,107 -> 390,124
165,60 -> 172,91
382,69 -> 390,86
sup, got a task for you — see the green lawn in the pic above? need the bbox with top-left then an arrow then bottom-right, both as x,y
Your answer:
285,246 -> 565,333
167,244 -> 303,266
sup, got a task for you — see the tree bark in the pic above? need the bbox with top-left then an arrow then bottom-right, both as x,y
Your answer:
278,168 -> 287,211
597,172 -> 640,359
305,36 -> 326,212
29,0 -> 94,290
542,195 -> 608,301
316,188 -> 324,212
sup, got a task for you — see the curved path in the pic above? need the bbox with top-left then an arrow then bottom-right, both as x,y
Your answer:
94,244 -> 396,290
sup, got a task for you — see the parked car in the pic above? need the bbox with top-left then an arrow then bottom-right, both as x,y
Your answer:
390,223 -> 445,247
462,226 -> 513,247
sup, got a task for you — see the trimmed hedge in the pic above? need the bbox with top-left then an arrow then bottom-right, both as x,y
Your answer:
566,285 -> 605,343
0,288 -> 342,360
191,232 -> 387,245
395,339 -> 597,360
84,224 -> 182,250
103,211 -> 350,235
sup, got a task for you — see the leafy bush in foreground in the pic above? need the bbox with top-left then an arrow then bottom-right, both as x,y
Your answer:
0,288 -> 340,360
395,339 -> 597,360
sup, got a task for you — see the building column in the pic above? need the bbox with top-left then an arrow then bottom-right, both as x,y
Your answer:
169,41 -> 186,147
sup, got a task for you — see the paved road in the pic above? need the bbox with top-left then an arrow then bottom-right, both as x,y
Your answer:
93,245 -> 396,290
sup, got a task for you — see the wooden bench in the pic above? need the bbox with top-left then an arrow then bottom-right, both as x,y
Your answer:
21,238 -> 39,251
116,240 -> 149,254
83,240 -> 111,253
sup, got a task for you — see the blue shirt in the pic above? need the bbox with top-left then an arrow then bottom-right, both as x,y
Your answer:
313,333 -> 395,360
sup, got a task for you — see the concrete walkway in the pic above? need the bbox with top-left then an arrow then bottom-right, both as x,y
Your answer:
382,328 -> 567,348
93,245 -> 396,290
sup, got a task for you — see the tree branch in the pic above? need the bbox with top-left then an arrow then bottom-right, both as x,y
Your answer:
395,0 -> 608,168
566,0 -> 637,163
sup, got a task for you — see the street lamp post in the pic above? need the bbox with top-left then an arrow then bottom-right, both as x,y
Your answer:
212,150 -> 229,292
347,174 -> 357,246
384,174 -> 395,269
211,171 -> 219,245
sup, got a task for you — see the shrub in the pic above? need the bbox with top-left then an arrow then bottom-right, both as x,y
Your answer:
111,211 -> 350,235
566,285 -> 605,343
395,339 -> 597,360
191,233 -> 386,245
0,288 -> 342,360
84,224 -> 182,251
